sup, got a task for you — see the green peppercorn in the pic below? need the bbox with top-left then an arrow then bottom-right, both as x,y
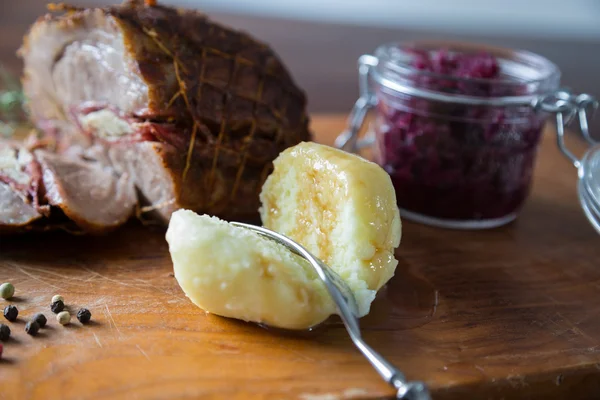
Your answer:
50,300 -> 64,314
57,311 -> 70,325
0,324 -> 10,341
32,313 -> 47,328
77,308 -> 92,324
0,283 -> 15,300
3,305 -> 18,322
25,320 -> 40,336
51,295 -> 63,304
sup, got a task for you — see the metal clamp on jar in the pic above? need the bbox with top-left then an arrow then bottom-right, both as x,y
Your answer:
534,90 -> 600,234
336,41 -> 598,231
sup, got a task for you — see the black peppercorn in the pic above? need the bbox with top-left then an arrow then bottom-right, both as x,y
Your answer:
3,305 -> 18,322
77,308 -> 92,324
0,324 -> 10,341
25,320 -> 40,336
32,313 -> 47,328
50,300 -> 65,314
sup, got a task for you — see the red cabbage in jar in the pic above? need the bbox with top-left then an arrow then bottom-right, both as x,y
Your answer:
370,43 -> 559,227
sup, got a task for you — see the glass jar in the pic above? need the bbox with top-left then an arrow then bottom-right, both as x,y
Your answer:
336,40 -> 595,229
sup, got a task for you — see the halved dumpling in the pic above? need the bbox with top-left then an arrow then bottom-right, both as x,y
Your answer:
166,210 -> 336,330
260,142 -> 402,316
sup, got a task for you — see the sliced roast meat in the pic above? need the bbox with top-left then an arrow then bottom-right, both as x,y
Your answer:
0,138 -> 137,234
0,144 -> 33,187
36,148 -> 137,233
0,182 -> 41,230
0,141 -> 40,195
0,140 -> 46,232
15,0 -> 311,233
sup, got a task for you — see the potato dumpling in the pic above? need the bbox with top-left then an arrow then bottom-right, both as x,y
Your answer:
166,210 -> 336,330
260,142 -> 401,316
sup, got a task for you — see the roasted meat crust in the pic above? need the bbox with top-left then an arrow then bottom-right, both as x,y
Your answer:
10,0 -> 311,233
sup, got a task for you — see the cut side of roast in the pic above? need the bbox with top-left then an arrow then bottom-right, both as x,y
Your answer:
108,141 -> 180,223
0,182 -> 42,230
7,0 -> 311,234
0,141 -> 43,230
36,148 -> 137,232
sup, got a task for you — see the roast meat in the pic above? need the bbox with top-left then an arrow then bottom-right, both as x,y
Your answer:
0,0 -> 310,233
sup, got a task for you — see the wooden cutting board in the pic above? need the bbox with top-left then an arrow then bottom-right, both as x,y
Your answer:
1,114 -> 600,400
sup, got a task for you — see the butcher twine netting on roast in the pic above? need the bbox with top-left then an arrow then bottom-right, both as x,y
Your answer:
122,1 -> 309,206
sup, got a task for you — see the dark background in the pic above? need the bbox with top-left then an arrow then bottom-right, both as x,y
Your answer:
1,0 -> 598,136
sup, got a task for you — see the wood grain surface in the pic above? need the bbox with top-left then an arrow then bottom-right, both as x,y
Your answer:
1,115 -> 600,400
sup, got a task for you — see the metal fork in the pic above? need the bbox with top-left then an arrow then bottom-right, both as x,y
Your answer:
231,222 -> 431,400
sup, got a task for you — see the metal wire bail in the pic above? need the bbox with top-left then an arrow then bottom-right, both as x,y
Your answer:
335,55 -> 378,153
533,89 -> 599,170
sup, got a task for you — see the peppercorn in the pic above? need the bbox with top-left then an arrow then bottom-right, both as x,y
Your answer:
3,305 -> 18,322
77,308 -> 92,324
0,324 -> 10,341
0,283 -> 15,300
32,313 -> 47,328
50,300 -> 64,314
51,295 -> 63,304
25,320 -> 40,336
57,311 -> 71,325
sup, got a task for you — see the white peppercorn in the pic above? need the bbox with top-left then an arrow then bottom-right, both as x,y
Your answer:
57,311 -> 71,325
51,295 -> 64,304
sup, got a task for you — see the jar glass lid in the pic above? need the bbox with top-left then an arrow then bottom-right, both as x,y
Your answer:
372,41 -> 561,102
